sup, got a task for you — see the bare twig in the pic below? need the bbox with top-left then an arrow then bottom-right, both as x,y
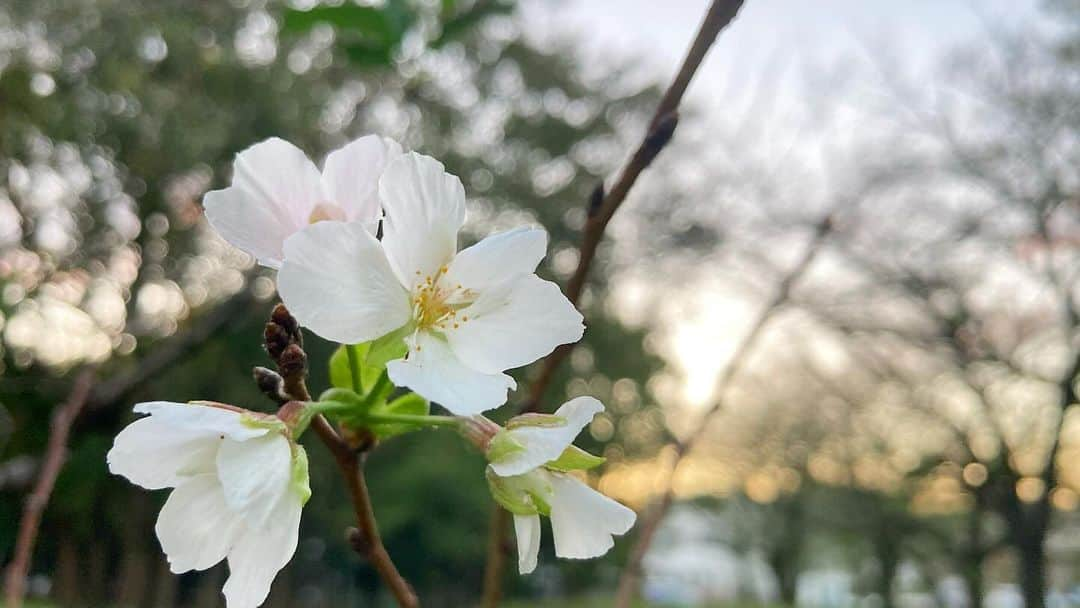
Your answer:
479,1 -> 747,604
613,218 -> 832,607
4,369 -> 96,608
264,304 -> 418,608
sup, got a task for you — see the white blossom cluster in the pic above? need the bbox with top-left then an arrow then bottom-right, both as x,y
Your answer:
107,136 -> 635,607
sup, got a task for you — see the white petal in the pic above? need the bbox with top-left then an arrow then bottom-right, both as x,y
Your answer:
380,152 -> 466,289
155,474 -> 246,573
443,227 -> 548,294
547,472 -> 636,560
216,433 -> 292,529
223,490 -> 303,608
321,135 -> 402,224
488,397 -> 604,477
204,138 -> 324,268
108,416 -> 220,489
385,332 -> 516,415
447,274 -> 584,374
132,402 -> 269,441
513,514 -> 542,575
278,221 -> 411,344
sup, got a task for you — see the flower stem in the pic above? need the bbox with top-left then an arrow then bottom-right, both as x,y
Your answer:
345,343 -> 363,393
361,370 -> 392,409
365,412 -> 460,427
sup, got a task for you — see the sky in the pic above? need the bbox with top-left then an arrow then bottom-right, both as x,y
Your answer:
523,0 -> 1047,409
526,0 -> 1042,109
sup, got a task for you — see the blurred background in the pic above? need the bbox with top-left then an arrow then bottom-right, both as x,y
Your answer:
1,0 -> 1078,606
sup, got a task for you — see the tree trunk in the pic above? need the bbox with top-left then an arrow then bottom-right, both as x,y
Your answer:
963,490 -> 987,608
1017,527 -> 1047,608
52,535 -> 80,606
875,525 -> 900,608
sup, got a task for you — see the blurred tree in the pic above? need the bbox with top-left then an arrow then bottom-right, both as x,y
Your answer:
801,10 -> 1080,606
0,0 -> 677,604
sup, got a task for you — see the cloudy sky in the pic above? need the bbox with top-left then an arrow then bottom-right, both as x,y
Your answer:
528,0 -> 1041,106
523,0 -> 1047,408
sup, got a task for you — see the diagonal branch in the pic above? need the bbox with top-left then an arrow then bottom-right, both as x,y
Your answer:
480,2 -> 748,605
4,369 -> 96,608
613,218 -> 832,608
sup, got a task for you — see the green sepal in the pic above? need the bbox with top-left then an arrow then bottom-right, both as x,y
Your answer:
485,468 -> 552,516
318,387 -> 363,406
544,445 -> 606,472
486,430 -> 525,464
367,393 -> 430,439
290,445 -> 312,505
506,413 -> 567,430
238,413 -> 287,433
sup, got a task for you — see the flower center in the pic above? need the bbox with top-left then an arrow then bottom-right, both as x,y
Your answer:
308,203 -> 347,224
411,266 -> 476,333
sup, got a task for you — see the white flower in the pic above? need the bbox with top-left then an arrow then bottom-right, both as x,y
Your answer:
107,401 -> 310,608
278,152 -> 584,415
486,397 -> 636,574
204,135 -> 402,268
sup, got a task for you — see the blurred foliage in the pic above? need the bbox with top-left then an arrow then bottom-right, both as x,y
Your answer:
0,0 -> 672,605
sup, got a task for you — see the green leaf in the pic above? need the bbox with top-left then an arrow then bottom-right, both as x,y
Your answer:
367,326 -> 410,371
326,345 -> 360,393
369,393 -> 431,439
330,338 -> 406,395
544,445 -> 605,472
283,5 -> 400,43
431,0 -> 514,49
283,0 -> 417,67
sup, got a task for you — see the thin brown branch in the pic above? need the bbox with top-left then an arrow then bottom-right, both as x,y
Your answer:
613,218 -> 832,608
266,304 -> 417,608
4,369 -> 96,608
480,2 -> 748,603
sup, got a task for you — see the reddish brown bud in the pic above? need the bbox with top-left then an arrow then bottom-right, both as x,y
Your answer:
278,344 -> 307,379
253,366 -> 288,404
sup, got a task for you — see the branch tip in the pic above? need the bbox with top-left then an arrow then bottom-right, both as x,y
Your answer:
587,182 -> 605,217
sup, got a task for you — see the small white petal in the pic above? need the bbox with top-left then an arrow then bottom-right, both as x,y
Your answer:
443,227 -> 548,294
216,433 -> 292,529
132,401 -> 268,441
488,397 -> 604,478
223,489 -> 304,608
155,474 -> 246,573
204,138 -> 324,268
513,514 -> 542,575
386,332 -> 516,415
380,152 -> 466,289
448,274 -> 584,374
108,416 -> 219,489
321,135 -> 402,224
547,472 -> 636,560
278,221 -> 411,344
